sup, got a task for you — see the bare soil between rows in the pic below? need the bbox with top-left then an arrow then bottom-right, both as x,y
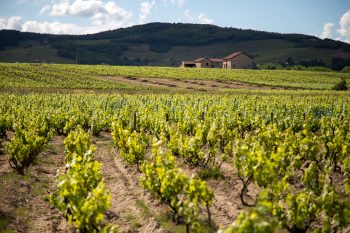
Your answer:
99,76 -> 288,91
0,133 -> 256,233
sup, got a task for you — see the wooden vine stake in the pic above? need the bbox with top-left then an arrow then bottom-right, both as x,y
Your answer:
133,112 -> 137,132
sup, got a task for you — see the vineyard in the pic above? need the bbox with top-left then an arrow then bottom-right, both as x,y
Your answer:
0,63 -> 349,91
0,91 -> 350,233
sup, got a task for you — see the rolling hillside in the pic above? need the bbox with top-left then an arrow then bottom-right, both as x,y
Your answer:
1,23 -> 350,69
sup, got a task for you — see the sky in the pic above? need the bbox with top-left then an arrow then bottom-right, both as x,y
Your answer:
0,0 -> 350,43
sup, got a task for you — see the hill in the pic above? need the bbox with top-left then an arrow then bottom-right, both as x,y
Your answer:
1,23 -> 350,70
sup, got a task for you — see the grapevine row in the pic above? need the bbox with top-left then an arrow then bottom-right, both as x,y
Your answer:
50,127 -> 117,232
1,93 -> 350,232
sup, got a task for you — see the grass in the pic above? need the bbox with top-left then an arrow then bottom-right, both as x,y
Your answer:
135,199 -> 186,232
124,212 -> 142,231
31,180 -> 49,196
0,217 -> 15,233
198,167 -> 225,180
135,199 -> 215,233
135,200 -> 152,219
15,207 -> 27,218
45,143 -> 60,155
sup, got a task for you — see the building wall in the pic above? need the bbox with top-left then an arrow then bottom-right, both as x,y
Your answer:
225,54 -> 253,69
196,59 -> 212,68
223,61 -> 229,69
212,62 -> 223,68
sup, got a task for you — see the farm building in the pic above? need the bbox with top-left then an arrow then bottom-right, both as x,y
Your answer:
193,58 -> 212,68
181,52 -> 254,69
210,58 -> 224,68
181,58 -> 222,68
223,52 -> 254,69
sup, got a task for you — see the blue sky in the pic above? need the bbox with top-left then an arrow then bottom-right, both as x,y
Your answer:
0,0 -> 350,42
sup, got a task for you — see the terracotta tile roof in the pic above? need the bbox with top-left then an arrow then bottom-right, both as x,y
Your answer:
224,52 -> 252,60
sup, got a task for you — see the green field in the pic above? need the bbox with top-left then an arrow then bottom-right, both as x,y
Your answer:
0,63 -> 349,92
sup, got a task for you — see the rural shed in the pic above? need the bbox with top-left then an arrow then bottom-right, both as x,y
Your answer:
193,58 -> 212,68
223,52 -> 254,69
180,51 -> 254,69
210,58 -> 224,68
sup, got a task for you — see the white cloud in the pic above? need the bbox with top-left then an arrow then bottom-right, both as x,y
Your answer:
183,9 -> 213,24
195,13 -> 213,24
22,20 -> 83,34
50,0 -> 99,17
40,5 -> 52,15
0,16 -> 85,34
139,1 -> 155,24
1,1 -> 135,35
320,22 -> 335,39
69,0 -> 103,17
0,15 -> 131,34
47,0 -> 132,28
317,10 -> 350,43
338,10 -> 350,43
0,16 -> 23,31
49,0 -> 70,16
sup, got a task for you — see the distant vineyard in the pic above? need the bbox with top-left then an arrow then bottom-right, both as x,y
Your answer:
1,92 -> 350,232
0,63 -> 349,91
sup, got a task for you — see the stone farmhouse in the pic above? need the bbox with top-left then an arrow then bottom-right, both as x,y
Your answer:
181,52 -> 254,69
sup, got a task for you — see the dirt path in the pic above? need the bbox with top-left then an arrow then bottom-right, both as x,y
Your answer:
207,162 -> 260,227
26,136 -> 70,233
99,76 -> 286,91
0,136 -> 68,233
94,135 -> 166,233
177,162 -> 256,229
